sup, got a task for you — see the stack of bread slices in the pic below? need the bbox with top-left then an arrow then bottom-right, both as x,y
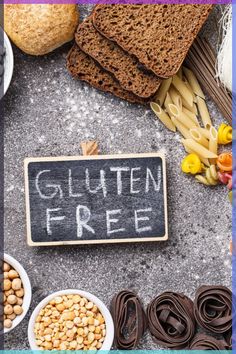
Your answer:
67,4 -> 212,104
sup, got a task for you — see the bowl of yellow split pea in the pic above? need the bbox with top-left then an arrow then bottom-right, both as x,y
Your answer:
28,289 -> 114,350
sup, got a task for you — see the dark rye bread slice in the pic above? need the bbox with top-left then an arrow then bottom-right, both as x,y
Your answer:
93,4 -> 213,78
75,17 -> 161,98
67,44 -> 148,105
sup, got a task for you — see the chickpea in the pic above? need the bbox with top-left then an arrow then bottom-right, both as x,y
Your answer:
7,313 -> 16,320
16,298 -> 23,306
3,279 -> 12,291
4,304 -> 13,315
15,288 -> 24,298
12,278 -> 22,291
7,295 -> 17,305
4,319 -> 12,328
3,262 -> 10,272
5,289 -> 14,297
8,269 -> 19,279
13,305 -> 23,315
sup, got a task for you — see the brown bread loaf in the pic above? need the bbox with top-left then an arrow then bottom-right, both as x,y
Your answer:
93,4 -> 213,78
75,17 -> 161,98
67,44 -> 149,104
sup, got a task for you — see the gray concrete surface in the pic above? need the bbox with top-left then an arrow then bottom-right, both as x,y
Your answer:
4,5 -> 231,350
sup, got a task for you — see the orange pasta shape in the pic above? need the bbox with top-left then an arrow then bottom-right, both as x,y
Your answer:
217,152 -> 232,172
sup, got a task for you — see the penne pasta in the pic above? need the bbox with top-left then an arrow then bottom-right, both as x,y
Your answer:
183,77 -> 197,103
166,103 -> 180,117
190,128 -> 209,148
150,102 -> 176,132
169,86 -> 182,110
154,78 -> 172,106
209,126 -> 218,164
196,96 -> 212,129
182,141 -> 210,167
195,127 -> 210,140
164,92 -> 173,107
181,139 -> 218,159
182,107 -> 199,126
182,97 -> 198,114
172,75 -> 194,107
171,116 -> 191,139
183,66 -> 205,99
177,110 -> 198,130
177,66 -> 183,79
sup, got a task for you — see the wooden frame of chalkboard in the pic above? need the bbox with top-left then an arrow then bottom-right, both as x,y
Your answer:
24,153 -> 168,246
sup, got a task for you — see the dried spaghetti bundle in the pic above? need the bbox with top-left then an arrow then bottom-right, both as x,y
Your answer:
185,37 -> 232,123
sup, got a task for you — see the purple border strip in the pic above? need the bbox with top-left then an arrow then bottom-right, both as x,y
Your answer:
232,1 -> 236,351
3,0 -> 232,4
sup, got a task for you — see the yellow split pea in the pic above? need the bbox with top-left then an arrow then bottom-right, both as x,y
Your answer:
34,294 -> 106,350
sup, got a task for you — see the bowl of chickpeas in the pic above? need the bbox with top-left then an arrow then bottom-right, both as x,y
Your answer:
28,289 -> 114,351
3,253 -> 32,333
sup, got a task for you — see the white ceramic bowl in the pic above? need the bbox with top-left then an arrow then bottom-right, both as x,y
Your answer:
4,253 -> 32,333
0,28 -> 14,97
28,289 -> 114,350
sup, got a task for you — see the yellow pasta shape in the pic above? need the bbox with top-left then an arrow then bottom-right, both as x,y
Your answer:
182,97 -> 198,114
195,127 -> 210,140
195,165 -> 219,186
150,102 -> 176,132
177,67 -> 183,79
209,126 -> 218,164
196,96 -> 212,129
181,141 -> 210,167
154,78 -> 172,106
218,123 -> 232,145
183,78 -> 197,103
183,66 -> 205,99
190,128 -> 209,148
164,92 -> 173,110
165,101 -> 180,119
182,108 -> 199,125
181,139 -> 218,159
177,110 -> 198,130
172,75 -> 194,107
169,86 -> 182,110
171,117 -> 191,139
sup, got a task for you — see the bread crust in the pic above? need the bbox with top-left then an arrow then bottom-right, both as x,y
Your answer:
75,17 -> 161,98
67,44 -> 149,105
93,4 -> 213,78
4,4 -> 79,55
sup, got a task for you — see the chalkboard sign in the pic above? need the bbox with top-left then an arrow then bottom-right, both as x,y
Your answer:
24,153 -> 168,246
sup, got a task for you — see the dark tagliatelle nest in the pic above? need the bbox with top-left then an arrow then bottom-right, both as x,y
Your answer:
110,290 -> 147,349
189,333 -> 228,350
146,291 -> 195,349
193,285 -> 232,334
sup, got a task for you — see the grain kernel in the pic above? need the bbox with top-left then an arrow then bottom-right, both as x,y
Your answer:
54,296 -> 63,304
66,329 -> 74,338
77,327 -> 83,336
74,317 -> 81,325
77,336 -> 83,344
88,332 -> 95,343
86,301 -> 93,310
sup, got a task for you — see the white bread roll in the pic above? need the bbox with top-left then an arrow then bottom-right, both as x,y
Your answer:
4,4 -> 79,55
